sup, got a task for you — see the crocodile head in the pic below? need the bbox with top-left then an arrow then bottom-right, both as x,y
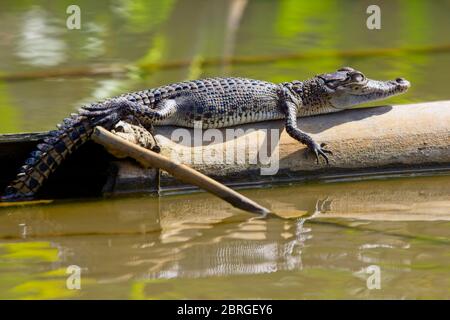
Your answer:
316,67 -> 410,109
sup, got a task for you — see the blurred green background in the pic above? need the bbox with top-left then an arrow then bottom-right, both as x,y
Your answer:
0,0 -> 449,133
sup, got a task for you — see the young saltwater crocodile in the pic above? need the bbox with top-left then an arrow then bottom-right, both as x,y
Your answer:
2,67 -> 410,201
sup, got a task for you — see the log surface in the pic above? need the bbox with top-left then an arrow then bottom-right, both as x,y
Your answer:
154,100 -> 450,190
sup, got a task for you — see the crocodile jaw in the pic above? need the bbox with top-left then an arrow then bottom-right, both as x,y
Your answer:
330,78 -> 410,109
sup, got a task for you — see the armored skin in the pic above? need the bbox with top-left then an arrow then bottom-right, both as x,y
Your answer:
2,67 -> 410,200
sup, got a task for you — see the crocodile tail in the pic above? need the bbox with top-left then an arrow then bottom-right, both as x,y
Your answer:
1,98 -> 129,201
1,114 -> 95,201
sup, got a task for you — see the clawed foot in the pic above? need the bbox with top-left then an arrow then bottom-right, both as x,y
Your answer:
309,142 -> 333,164
78,98 -> 137,123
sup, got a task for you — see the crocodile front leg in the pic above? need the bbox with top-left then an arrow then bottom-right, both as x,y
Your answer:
279,87 -> 332,164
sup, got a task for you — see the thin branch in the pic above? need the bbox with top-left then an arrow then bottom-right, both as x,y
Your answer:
91,126 -> 272,216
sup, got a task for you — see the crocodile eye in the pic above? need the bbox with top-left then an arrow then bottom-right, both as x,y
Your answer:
351,73 -> 365,83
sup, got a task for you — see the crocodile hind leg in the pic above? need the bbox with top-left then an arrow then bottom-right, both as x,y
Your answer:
107,98 -> 180,155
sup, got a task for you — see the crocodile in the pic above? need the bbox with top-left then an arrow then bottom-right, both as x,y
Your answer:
1,67 -> 410,201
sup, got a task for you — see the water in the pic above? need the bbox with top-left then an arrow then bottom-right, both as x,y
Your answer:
0,175 -> 449,299
0,0 -> 449,299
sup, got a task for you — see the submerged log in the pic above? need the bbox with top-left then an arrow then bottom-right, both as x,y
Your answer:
0,100 -> 449,199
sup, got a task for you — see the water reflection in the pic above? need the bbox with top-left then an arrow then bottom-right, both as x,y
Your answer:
82,22 -> 106,58
0,176 -> 449,298
16,7 -> 67,66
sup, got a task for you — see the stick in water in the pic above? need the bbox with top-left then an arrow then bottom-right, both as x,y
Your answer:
92,126 -> 272,216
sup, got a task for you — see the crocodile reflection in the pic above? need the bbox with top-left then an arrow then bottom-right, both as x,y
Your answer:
0,175 -> 449,283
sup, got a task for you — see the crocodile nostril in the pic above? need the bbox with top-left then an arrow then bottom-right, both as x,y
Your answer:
396,77 -> 405,83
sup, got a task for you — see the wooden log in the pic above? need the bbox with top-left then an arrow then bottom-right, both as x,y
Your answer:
153,100 -> 450,191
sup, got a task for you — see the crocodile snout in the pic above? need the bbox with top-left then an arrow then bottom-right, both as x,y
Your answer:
388,77 -> 410,92
395,77 -> 410,88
